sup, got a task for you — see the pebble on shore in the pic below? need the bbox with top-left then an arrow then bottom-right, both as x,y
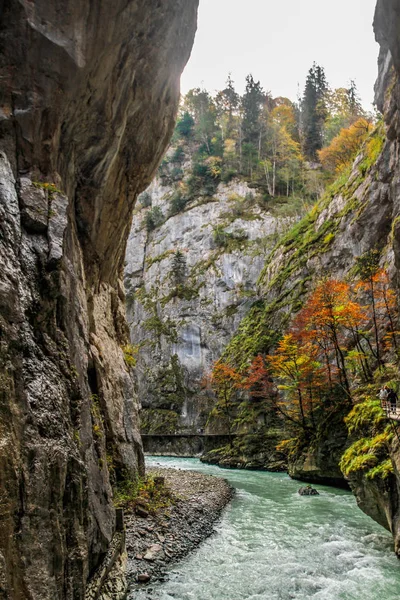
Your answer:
125,467 -> 234,592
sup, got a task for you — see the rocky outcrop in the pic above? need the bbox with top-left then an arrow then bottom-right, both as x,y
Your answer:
126,466 -> 233,593
0,1 -> 198,598
219,0 -> 400,555
125,151 -> 296,436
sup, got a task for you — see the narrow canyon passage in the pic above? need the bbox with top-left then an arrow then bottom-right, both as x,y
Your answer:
131,457 -> 400,600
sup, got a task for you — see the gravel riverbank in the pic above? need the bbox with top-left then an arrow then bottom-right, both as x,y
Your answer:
125,466 -> 234,596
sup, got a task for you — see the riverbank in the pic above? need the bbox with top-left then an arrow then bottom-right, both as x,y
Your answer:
130,457 -> 400,600
125,466 -> 234,596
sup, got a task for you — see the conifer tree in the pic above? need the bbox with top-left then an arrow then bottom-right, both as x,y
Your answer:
170,250 -> 187,285
301,63 -> 328,160
215,74 -> 240,140
241,74 -> 265,147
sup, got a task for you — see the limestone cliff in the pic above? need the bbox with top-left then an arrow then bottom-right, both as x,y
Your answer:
0,1 -> 198,598
221,0 -> 400,555
124,142 -> 297,437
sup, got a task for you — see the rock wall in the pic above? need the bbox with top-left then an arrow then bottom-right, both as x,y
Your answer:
220,0 -> 400,554
0,1 -> 198,598
125,150 -> 296,435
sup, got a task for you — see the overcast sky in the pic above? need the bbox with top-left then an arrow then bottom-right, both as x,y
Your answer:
181,0 -> 379,109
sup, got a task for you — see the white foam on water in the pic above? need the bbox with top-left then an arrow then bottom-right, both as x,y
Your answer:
131,457 -> 400,600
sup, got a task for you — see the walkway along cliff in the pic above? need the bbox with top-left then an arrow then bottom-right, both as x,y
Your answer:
0,2 -> 198,598
123,0 -> 400,557
221,0 -> 400,555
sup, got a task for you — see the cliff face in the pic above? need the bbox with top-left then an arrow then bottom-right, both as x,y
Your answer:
0,2 -> 198,598
125,145 -> 296,436
220,0 -> 400,554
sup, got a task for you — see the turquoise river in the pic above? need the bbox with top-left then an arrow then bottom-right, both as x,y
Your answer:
132,456 -> 400,599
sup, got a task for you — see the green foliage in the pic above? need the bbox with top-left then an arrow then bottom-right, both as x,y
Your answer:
122,344 -> 139,368
169,191 -> 189,216
145,249 -> 175,268
301,62 -> 328,160
171,145 -> 185,163
357,123 -> 385,175
113,473 -> 173,513
172,256 -> 188,282
213,226 -> 249,251
344,399 -> 385,435
145,206 -> 164,232
169,250 -> 187,285
355,248 -> 381,281
365,459 -> 394,481
187,157 -> 220,198
339,429 -> 393,478
339,398 -> 394,481
138,191 -> 152,207
143,314 -> 178,343
222,300 -> 282,371
148,355 -> 186,411
175,111 -> 195,139
140,408 -> 179,434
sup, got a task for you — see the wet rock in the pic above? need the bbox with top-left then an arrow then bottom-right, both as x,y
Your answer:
135,506 -> 149,519
143,544 -> 163,561
137,573 -> 151,584
298,486 -> 320,496
126,467 -> 233,588
0,0 -> 199,596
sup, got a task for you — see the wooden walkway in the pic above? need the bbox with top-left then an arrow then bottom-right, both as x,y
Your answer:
381,401 -> 400,422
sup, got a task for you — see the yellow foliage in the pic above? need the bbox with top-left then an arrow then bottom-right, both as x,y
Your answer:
318,118 -> 373,173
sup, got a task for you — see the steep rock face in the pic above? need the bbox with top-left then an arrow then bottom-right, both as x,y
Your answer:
125,159 -> 295,435
0,2 -> 198,598
223,0 -> 400,554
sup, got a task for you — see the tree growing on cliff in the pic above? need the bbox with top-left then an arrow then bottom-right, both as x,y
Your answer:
170,250 -> 187,286
267,334 -> 323,432
318,117 -> 372,174
356,251 -> 399,359
301,63 -> 328,160
297,279 -> 363,399
215,74 -> 240,140
207,361 -> 242,445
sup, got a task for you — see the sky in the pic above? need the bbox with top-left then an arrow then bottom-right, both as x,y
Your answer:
181,0 -> 379,110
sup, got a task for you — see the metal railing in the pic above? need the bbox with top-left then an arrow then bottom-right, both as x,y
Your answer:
381,400 -> 400,421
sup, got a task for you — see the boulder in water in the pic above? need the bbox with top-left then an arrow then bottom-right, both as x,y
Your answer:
298,485 -> 320,496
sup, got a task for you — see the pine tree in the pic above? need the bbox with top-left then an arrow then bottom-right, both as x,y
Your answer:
301,63 -> 328,161
215,74 -> 239,140
241,74 -> 265,147
170,250 -> 187,285
347,80 -> 363,119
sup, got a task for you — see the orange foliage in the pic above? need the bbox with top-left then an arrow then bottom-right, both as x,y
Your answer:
267,334 -> 325,430
318,117 -> 372,173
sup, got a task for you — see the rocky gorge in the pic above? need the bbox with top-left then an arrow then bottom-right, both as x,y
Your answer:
124,0 -> 400,560
3,0 -> 400,598
0,1 -> 198,598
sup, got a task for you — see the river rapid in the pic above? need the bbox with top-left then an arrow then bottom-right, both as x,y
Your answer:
134,456 -> 400,599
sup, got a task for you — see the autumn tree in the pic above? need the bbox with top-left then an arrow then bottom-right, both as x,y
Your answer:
324,81 -> 365,143
356,251 -> 399,359
318,117 -> 372,174
268,334 -> 323,431
208,361 -> 242,445
298,279 -> 367,399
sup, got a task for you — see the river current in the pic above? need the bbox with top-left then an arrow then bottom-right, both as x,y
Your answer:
135,456 -> 400,599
